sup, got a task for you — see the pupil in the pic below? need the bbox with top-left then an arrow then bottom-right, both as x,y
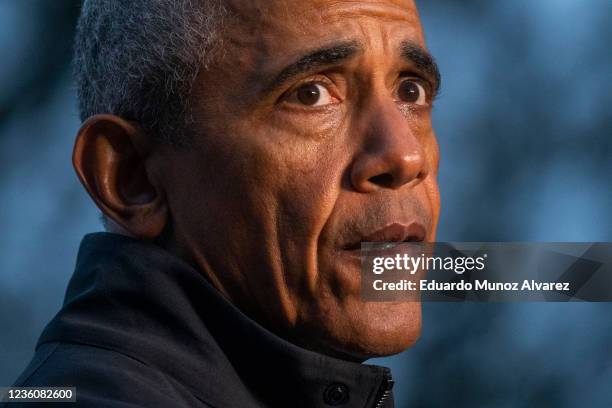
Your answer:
399,80 -> 420,103
297,84 -> 320,105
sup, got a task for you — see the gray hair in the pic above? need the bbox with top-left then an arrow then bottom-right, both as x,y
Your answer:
74,0 -> 228,146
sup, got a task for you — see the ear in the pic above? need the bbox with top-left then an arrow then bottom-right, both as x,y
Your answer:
72,114 -> 168,239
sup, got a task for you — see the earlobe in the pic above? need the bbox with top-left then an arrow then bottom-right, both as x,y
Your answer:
72,114 -> 168,239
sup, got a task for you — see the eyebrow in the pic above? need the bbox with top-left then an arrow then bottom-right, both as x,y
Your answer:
261,39 -> 441,97
263,41 -> 360,95
400,41 -> 442,94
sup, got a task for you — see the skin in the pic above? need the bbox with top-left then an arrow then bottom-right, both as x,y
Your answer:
73,0 -> 440,361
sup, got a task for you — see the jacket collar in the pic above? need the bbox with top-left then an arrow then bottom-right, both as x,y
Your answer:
39,232 -> 394,407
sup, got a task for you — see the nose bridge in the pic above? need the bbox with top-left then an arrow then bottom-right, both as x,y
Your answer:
368,95 -> 421,154
350,94 -> 427,192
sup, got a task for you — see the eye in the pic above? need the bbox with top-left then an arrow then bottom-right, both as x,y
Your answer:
286,82 -> 336,107
397,79 -> 427,106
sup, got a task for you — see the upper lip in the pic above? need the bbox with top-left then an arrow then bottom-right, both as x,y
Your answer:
343,222 -> 427,250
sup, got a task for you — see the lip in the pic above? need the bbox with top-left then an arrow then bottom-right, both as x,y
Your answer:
342,222 -> 427,251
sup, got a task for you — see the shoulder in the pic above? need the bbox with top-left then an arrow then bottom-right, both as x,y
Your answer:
6,342 -> 213,408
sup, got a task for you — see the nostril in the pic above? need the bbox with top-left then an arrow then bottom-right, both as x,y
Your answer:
368,173 -> 394,188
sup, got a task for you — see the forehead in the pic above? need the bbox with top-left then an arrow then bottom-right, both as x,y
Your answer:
222,0 -> 424,51
191,0 -> 429,112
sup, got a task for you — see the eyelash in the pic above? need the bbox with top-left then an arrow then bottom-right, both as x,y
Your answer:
282,77 -> 338,101
279,74 -> 436,108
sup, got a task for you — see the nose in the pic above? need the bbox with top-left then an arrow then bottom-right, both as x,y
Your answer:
350,101 -> 428,193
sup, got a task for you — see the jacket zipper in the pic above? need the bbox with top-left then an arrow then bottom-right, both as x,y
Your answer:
373,367 -> 394,408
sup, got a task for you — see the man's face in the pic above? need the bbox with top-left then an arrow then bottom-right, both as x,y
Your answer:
157,0 -> 440,359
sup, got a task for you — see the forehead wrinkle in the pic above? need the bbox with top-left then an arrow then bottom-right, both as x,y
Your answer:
319,1 -> 421,28
225,0 -> 422,37
207,0 -> 428,102
220,0 -> 424,63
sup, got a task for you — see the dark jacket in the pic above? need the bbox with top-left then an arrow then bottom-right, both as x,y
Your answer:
6,233 -> 395,407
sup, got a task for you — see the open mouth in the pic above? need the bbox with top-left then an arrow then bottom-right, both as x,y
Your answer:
342,222 -> 427,251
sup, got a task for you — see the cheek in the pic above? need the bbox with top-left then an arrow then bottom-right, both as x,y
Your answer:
268,143 -> 346,244
423,132 -> 441,238
234,114 -> 349,232
427,130 -> 440,176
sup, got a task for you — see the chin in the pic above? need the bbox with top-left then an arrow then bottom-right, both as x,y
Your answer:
297,299 -> 422,361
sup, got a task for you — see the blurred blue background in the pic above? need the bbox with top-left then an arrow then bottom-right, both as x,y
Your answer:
1,1 -> 611,406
